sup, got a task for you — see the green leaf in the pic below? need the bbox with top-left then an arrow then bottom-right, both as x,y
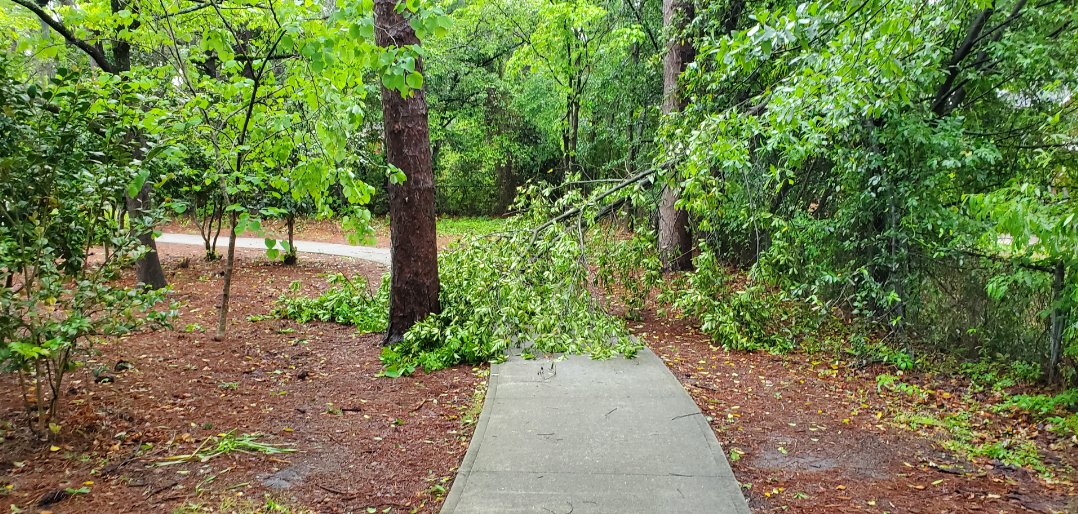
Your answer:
405,71 -> 423,90
127,171 -> 150,199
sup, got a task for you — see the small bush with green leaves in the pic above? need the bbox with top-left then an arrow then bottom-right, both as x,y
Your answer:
663,251 -> 793,353
274,274 -> 389,333
959,359 -> 1042,391
997,390 -> 1078,418
989,390 -> 1078,438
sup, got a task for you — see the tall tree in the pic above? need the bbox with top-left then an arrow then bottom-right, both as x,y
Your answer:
375,0 -> 441,345
657,0 -> 693,271
9,0 -> 167,289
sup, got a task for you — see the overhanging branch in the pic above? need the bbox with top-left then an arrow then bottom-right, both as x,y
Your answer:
10,0 -> 116,73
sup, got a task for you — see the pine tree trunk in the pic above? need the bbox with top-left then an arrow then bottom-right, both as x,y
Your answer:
375,0 -> 441,345
112,0 -> 168,288
658,0 -> 695,272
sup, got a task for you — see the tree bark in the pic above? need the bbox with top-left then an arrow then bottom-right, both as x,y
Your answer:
284,212 -> 297,265
658,0 -> 694,272
126,182 -> 168,288
495,157 -> 516,214
375,0 -> 441,345
113,0 -> 168,287
214,211 -> 238,341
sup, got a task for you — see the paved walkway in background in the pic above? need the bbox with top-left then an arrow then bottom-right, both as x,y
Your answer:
442,349 -> 750,514
156,233 -> 391,266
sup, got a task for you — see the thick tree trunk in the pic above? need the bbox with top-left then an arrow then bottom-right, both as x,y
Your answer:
112,0 -> 168,287
375,0 -> 441,345
658,0 -> 695,272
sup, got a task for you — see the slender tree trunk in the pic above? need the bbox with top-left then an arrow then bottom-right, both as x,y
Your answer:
375,0 -> 441,345
658,0 -> 695,272
284,213 -> 297,265
495,157 -> 516,214
214,211 -> 238,341
1047,260 -> 1066,383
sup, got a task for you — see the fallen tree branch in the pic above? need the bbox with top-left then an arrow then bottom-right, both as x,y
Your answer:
531,160 -> 673,237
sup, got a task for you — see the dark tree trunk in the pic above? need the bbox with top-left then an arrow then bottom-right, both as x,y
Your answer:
375,0 -> 441,345
495,157 -> 516,214
1047,260 -> 1066,383
126,183 -> 168,289
658,0 -> 694,272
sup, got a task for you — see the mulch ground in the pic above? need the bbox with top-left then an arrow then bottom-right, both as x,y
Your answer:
635,313 -> 1078,514
0,246 -> 484,513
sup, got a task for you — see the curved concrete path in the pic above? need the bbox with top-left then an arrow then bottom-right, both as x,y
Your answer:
156,233 -> 390,266
442,349 -> 750,514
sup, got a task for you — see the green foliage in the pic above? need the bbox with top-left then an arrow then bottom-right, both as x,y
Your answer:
893,409 -> 1050,474
959,359 -> 1042,391
436,217 -> 508,237
381,220 -> 641,376
849,335 -> 915,371
875,374 -> 930,401
996,390 -> 1078,418
664,251 -> 793,353
658,0 -> 1078,381
0,61 -> 173,436
425,0 -> 663,215
592,230 -> 663,320
275,274 -> 389,333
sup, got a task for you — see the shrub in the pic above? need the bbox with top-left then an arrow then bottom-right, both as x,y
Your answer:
0,62 -> 173,437
275,274 -> 389,333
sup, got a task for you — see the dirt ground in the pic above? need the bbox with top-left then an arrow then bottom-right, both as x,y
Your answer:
160,218 -> 461,252
635,313 -> 1078,514
0,246 -> 484,513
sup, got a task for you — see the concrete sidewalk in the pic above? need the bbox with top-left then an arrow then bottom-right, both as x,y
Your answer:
441,349 -> 750,514
156,233 -> 391,266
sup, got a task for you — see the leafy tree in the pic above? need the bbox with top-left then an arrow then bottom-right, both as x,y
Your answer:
9,0 -> 170,288
662,0 -> 1077,379
146,0 -> 388,339
657,0 -> 694,271
0,61 -> 172,436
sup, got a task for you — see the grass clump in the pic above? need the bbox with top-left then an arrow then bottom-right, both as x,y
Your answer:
158,431 -> 296,465
436,216 -> 507,237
